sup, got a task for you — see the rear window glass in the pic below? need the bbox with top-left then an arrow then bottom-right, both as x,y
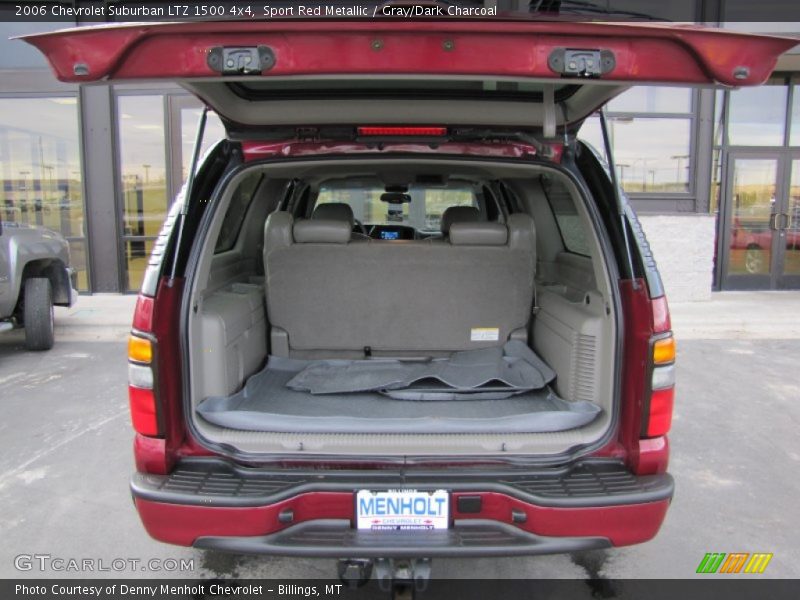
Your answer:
542,178 -> 592,257
215,173 -> 262,253
316,180 -> 477,232
230,80 -> 579,102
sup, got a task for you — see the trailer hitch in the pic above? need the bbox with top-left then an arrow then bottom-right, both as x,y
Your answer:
337,558 -> 373,588
375,558 -> 432,599
336,557 -> 432,598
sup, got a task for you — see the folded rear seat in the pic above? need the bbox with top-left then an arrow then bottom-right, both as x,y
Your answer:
263,212 -> 536,356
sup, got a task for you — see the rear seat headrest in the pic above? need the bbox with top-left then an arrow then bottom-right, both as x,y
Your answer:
441,206 -> 480,235
449,222 -> 508,246
293,220 -> 351,244
312,203 -> 355,228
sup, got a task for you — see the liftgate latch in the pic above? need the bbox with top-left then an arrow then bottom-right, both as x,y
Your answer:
207,46 -> 276,75
548,48 -> 615,78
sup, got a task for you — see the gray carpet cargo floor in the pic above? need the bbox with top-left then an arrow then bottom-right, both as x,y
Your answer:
196,345 -> 602,434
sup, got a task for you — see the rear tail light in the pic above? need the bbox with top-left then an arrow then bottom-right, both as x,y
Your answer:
128,295 -> 161,437
651,295 -> 671,333
130,279 -> 186,475
132,294 -> 154,331
620,283 -> 673,474
644,299 -> 676,438
650,363 -> 675,390
652,337 -> 675,365
128,362 -> 154,389
646,387 -> 675,438
129,385 -> 159,436
128,335 -> 153,363
357,126 -> 448,137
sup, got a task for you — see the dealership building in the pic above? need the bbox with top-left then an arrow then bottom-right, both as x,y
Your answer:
1,5 -> 799,300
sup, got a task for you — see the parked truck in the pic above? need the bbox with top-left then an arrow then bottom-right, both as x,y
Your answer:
0,220 -> 77,350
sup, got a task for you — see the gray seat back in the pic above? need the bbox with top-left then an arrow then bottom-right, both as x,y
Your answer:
263,211 -> 536,354
440,205 -> 480,237
312,202 -> 354,226
311,201 -> 370,241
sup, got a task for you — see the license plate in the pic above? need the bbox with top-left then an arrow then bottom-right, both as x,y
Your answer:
356,489 -> 449,531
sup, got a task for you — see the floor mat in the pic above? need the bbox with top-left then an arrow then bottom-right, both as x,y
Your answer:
196,354 -> 601,434
285,340 -> 556,400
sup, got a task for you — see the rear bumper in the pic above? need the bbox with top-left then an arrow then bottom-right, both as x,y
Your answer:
131,458 -> 673,558
193,519 -> 611,558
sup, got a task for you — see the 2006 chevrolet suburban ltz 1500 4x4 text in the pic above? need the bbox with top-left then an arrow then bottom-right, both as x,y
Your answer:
24,17 -> 796,585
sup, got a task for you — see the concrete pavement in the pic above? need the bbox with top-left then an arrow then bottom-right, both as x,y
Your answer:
670,291 -> 800,340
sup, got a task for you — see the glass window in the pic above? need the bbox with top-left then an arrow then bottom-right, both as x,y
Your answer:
0,96 -> 88,290
180,109 -> 226,182
233,79 -> 577,99
604,0 -> 696,20
118,96 -> 167,291
316,179 -> 476,232
124,239 -> 154,292
118,96 -> 167,239
784,160 -> 800,277
608,117 -> 691,193
608,86 -> 692,114
528,0 -> 695,19
577,115 -> 606,162
790,85 -> 800,147
68,240 -> 89,292
722,1 -> 796,22
543,178 -> 591,257
710,149 -> 723,216
726,158 -> 777,276
579,116 -> 691,193
579,87 -> 694,196
727,85 -> 788,146
215,173 -> 263,254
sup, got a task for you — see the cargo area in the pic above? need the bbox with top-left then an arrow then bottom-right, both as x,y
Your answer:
184,158 -> 618,456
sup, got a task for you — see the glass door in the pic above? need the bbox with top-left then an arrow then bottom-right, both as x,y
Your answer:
117,95 -> 169,292
167,95 -> 226,191
720,151 -> 799,289
116,93 -> 225,292
778,157 -> 800,288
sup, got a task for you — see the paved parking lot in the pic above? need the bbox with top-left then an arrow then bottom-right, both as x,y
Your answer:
1,292 -> 799,582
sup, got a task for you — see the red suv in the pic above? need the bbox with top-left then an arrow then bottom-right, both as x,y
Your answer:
26,18 -> 793,584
